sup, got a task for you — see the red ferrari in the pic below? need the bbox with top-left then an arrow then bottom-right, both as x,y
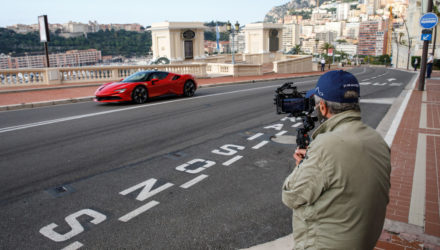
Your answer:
94,70 -> 197,104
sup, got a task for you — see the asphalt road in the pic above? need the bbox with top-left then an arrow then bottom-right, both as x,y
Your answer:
0,67 -> 416,249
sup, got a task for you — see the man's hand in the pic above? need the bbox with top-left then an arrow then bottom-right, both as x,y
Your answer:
293,147 -> 307,166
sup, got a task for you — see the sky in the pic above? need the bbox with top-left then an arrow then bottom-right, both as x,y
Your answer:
1,0 -> 289,27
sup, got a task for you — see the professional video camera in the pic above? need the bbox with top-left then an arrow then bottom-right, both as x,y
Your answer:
274,82 -> 317,149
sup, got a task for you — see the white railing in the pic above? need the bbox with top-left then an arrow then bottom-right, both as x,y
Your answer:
0,54 -> 313,88
0,64 -> 208,88
273,55 -> 313,74
0,68 -> 46,87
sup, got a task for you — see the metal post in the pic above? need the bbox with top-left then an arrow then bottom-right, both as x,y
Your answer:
44,42 -> 50,67
231,32 -> 235,65
419,0 -> 434,91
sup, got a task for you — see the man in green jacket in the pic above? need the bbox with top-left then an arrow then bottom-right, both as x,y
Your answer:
282,70 -> 391,249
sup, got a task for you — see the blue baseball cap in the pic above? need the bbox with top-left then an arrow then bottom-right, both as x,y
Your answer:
305,70 -> 360,103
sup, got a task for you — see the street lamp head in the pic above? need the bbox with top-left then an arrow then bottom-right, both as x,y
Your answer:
226,21 -> 232,32
234,21 -> 240,31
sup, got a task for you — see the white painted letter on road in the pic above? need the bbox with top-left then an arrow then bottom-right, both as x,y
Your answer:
212,144 -> 245,156
264,124 -> 284,131
175,159 -> 216,174
39,209 -> 106,242
119,178 -> 174,201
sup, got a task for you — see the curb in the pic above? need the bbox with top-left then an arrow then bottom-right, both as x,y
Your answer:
0,74 -> 323,112
0,97 -> 94,111
0,83 -> 102,94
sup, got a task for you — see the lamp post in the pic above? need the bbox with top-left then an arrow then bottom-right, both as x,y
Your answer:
227,21 -> 240,64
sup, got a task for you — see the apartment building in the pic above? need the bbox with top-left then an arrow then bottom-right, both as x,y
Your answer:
283,23 -> 300,52
358,20 -> 386,56
0,49 -> 102,69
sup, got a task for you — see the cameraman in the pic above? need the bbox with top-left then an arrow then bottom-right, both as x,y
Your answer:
282,70 -> 391,249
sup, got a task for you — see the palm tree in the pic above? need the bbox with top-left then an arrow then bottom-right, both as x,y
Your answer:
320,42 -> 334,56
293,44 -> 302,54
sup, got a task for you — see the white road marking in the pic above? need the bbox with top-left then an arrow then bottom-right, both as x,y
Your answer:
360,82 -> 372,85
292,122 -> 302,128
180,174 -> 209,189
119,179 -> 174,202
264,124 -> 284,131
118,201 -> 160,222
252,141 -> 269,149
373,82 -> 387,86
387,78 -> 396,81
384,72 -> 418,146
275,131 -> 288,136
390,82 -> 403,86
222,155 -> 243,166
360,98 -> 395,105
61,241 -> 83,250
0,85 -> 280,134
247,133 -> 264,141
1,68 -> 374,134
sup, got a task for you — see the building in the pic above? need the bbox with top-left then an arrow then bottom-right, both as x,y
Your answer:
337,3 -> 350,21
0,49 -> 102,69
283,23 -> 300,52
316,31 -> 336,44
302,39 -> 325,54
229,30 -> 245,54
64,21 -> 89,33
344,22 -> 360,39
149,22 -> 206,62
336,44 -> 358,56
325,22 -> 344,37
358,20 -> 386,56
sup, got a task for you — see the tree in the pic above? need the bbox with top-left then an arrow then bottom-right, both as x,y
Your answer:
320,42 -> 334,56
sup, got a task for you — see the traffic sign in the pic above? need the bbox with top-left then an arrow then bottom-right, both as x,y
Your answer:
422,33 -> 432,41
421,29 -> 433,41
420,12 -> 438,29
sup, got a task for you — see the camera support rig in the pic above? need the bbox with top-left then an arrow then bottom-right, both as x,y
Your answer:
274,82 -> 317,149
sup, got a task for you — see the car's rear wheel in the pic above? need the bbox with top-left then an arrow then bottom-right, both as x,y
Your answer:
183,81 -> 196,97
132,86 -> 148,104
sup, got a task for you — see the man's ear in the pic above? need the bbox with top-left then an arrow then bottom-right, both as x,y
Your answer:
320,100 -> 330,117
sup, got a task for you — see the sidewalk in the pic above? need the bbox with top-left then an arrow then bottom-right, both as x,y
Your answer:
1,69 -> 439,249
375,71 -> 440,250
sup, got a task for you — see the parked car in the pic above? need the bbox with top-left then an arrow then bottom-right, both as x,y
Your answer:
94,70 -> 197,104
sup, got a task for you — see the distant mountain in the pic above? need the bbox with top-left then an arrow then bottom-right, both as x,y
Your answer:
264,0 -> 312,23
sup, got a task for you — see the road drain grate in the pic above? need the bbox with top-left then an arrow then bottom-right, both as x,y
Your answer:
46,185 -> 75,198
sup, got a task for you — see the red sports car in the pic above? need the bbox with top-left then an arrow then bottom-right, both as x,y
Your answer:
94,70 -> 197,104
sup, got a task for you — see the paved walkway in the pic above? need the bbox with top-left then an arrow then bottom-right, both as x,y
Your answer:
0,69 -> 439,249
375,71 -> 440,250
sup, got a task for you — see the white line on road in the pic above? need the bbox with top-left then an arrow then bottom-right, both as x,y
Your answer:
360,98 -> 395,105
222,155 -> 243,166
292,122 -> 302,128
275,131 -> 288,136
61,241 -> 83,250
247,133 -> 264,141
0,86 -> 280,134
118,200 -> 159,222
0,67 -> 372,134
252,141 -> 269,149
180,174 -> 209,189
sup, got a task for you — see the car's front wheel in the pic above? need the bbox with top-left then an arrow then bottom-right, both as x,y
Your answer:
183,81 -> 196,97
132,86 -> 148,104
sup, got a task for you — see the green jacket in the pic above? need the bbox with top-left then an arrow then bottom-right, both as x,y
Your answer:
282,110 -> 391,249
